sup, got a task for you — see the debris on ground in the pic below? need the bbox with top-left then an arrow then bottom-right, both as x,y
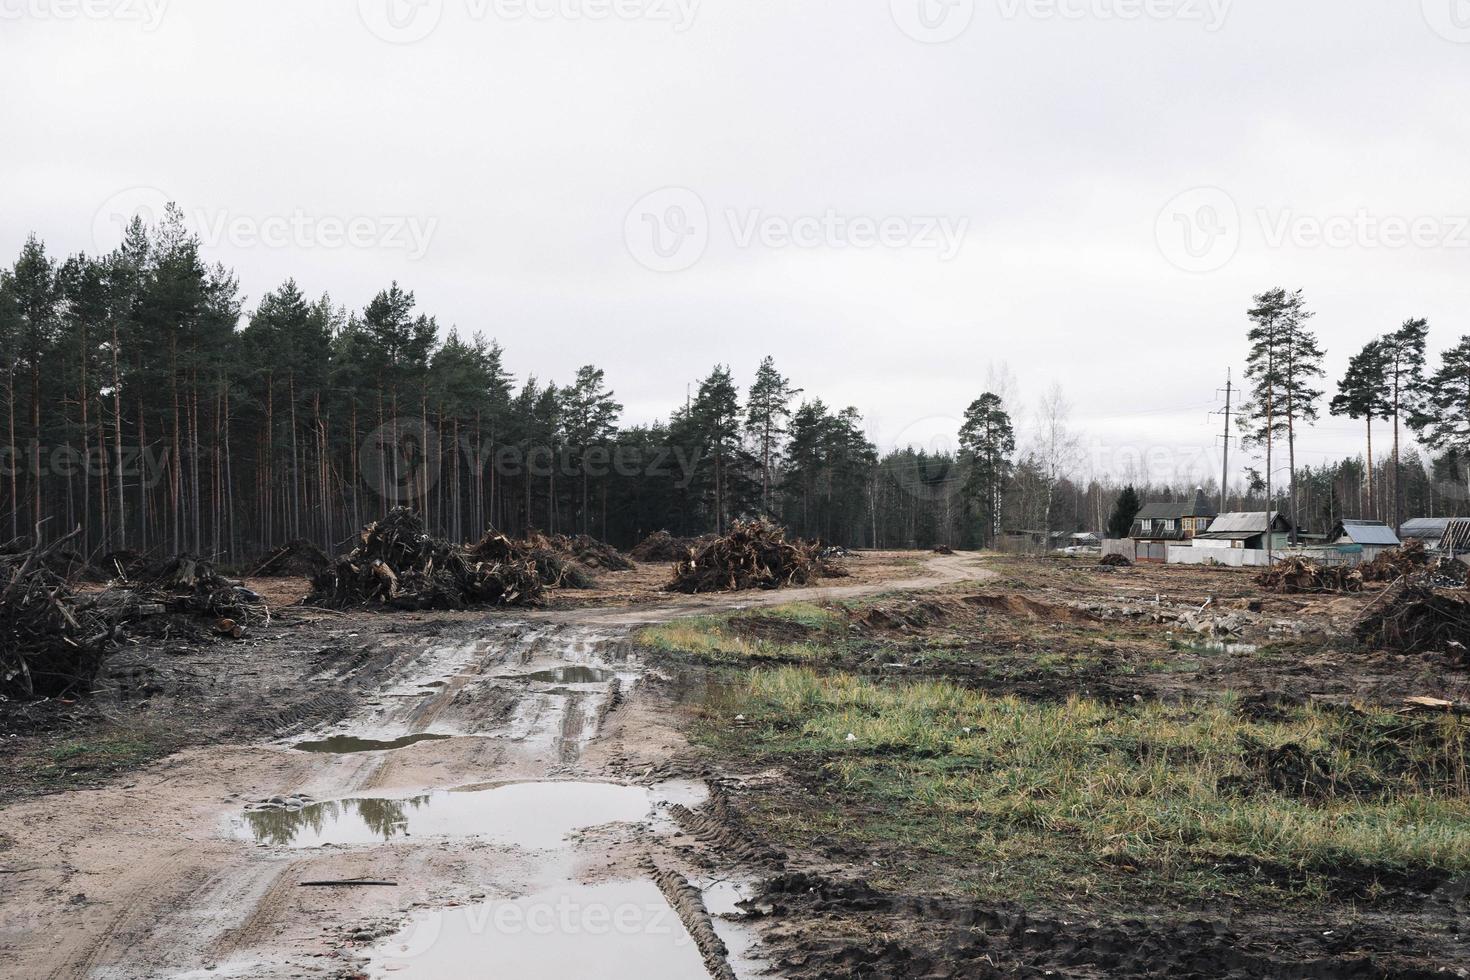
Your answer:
1,530 -> 119,700
526,532 -> 634,572
1359,541 -> 1433,583
1256,557 -> 1360,594
932,545 -> 955,555
307,509 -> 583,610
1355,579 -> 1470,658
630,530 -> 716,563
1098,553 -> 1133,568
251,539 -> 333,578
667,519 -> 840,594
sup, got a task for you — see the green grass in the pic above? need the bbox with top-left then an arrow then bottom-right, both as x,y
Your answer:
699,666 -> 1470,904
21,731 -> 172,788
638,602 -> 849,664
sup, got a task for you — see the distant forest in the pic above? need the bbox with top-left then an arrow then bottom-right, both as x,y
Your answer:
1,208 -> 1466,561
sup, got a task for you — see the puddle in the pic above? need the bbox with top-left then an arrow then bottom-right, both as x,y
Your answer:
367,880 -> 706,979
236,781 -> 654,849
1182,640 -> 1260,656
518,665 -> 616,684
293,733 -> 454,754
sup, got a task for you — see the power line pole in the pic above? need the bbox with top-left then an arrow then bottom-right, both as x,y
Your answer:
1215,369 -> 1234,515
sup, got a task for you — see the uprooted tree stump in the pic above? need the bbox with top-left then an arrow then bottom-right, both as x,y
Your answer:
308,509 -> 588,611
252,539 -> 333,578
667,519 -> 839,594
1,528 -> 119,700
631,531 -> 717,563
1355,580 -> 1470,660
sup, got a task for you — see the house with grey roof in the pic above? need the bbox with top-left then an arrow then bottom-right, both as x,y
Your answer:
1128,489 -> 1217,561
1327,519 -> 1401,560
1400,518 -> 1451,550
1192,511 -> 1294,551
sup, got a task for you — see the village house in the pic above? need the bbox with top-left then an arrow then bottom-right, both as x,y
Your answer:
1127,490 -> 1217,561
1193,511 -> 1295,551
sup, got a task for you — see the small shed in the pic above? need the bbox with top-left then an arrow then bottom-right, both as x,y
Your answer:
1193,511 -> 1294,551
1327,519 -> 1400,560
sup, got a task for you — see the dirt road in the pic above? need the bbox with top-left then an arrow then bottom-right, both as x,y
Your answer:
0,552 -> 991,979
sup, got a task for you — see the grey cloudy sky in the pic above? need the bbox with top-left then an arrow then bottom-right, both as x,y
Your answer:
4,0 -> 1468,489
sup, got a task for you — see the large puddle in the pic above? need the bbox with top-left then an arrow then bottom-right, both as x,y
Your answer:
236,781 -> 654,849
292,733 -> 453,754
366,880 -> 707,979
518,665 -> 617,684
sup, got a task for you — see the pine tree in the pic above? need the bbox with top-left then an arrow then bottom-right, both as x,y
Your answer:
959,393 -> 1015,547
1242,288 -> 1322,544
1329,340 -> 1391,521
745,356 -> 800,516
561,365 -> 622,535
1416,334 -> 1470,503
1107,484 -> 1141,539
1381,318 -> 1429,531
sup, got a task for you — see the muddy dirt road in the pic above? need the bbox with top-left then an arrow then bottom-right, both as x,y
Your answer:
0,553 -> 988,979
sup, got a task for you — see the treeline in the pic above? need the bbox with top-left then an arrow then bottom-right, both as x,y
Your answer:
4,214 -> 1466,561
0,210 -> 988,558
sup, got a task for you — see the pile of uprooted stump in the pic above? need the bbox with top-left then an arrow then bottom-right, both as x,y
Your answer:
630,530 -> 717,563
307,509 -> 592,611
1256,542 -> 1464,595
251,539 -> 333,578
667,519 -> 845,594
1356,577 -> 1470,660
2,530 -> 271,699
525,531 -> 634,572
1,530 -> 118,700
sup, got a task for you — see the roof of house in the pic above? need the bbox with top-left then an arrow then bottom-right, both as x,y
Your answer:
1331,520 -> 1401,546
1401,517 -> 1452,539
1134,489 -> 1217,522
1194,511 -> 1288,538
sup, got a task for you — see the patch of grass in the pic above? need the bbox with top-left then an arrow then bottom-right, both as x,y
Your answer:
22,730 -> 173,788
700,666 -> 1470,904
638,603 -> 848,664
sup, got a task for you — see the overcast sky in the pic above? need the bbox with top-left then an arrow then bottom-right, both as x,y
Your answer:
4,0 -> 1468,489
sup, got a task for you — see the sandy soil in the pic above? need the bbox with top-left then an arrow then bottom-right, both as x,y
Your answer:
0,550 -> 987,979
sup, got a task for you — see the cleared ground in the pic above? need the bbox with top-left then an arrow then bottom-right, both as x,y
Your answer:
1,552 -> 1466,979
